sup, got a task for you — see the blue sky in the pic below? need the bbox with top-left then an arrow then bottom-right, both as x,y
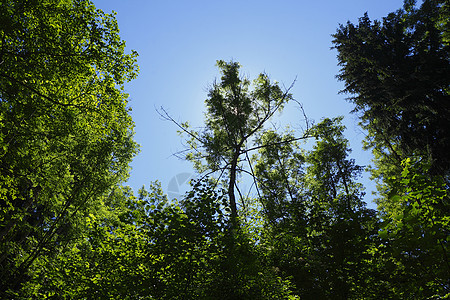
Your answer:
93,0 -> 406,208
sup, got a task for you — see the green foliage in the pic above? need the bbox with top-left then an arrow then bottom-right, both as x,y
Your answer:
175,60 -> 301,225
2,0 -> 448,297
20,184 -> 153,298
0,0 -> 138,295
333,0 -> 450,297
20,181 -> 295,299
255,118 -> 382,299
332,0 -> 450,176
378,158 -> 450,297
179,180 -> 296,300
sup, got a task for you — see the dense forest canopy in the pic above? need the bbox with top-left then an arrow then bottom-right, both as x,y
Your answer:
0,0 -> 448,298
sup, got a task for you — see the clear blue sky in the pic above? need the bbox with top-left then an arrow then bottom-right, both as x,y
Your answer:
93,0 -> 405,208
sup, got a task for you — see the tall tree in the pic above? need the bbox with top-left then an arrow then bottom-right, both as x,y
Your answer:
255,118 -> 381,299
332,0 -> 450,297
332,0 -> 450,178
302,118 -> 380,299
0,0 -> 138,295
160,60 -> 309,227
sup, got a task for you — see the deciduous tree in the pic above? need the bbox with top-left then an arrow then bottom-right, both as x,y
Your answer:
160,60 -> 309,227
0,0 -> 138,295
256,118 -> 380,299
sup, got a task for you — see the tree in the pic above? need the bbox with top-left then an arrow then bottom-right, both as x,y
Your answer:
0,0 -> 138,295
156,60 -> 310,298
332,0 -> 450,178
302,118 -> 381,299
160,60 -> 309,227
332,0 -> 450,297
255,118 -> 381,299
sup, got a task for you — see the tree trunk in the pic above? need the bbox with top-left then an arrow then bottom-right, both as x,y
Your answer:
228,149 -> 239,227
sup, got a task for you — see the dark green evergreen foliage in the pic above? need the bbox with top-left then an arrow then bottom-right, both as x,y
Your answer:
0,0 -> 138,296
332,0 -> 450,177
333,0 -> 450,297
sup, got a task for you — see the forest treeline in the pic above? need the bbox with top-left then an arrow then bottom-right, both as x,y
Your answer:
0,0 -> 449,298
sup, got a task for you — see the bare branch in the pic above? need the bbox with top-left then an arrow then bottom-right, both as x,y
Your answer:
291,98 -> 312,133
156,106 -> 204,144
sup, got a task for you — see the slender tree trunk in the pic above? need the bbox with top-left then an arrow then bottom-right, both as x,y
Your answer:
228,149 -> 239,227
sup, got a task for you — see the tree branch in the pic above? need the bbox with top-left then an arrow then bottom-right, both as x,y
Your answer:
156,106 -> 204,144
